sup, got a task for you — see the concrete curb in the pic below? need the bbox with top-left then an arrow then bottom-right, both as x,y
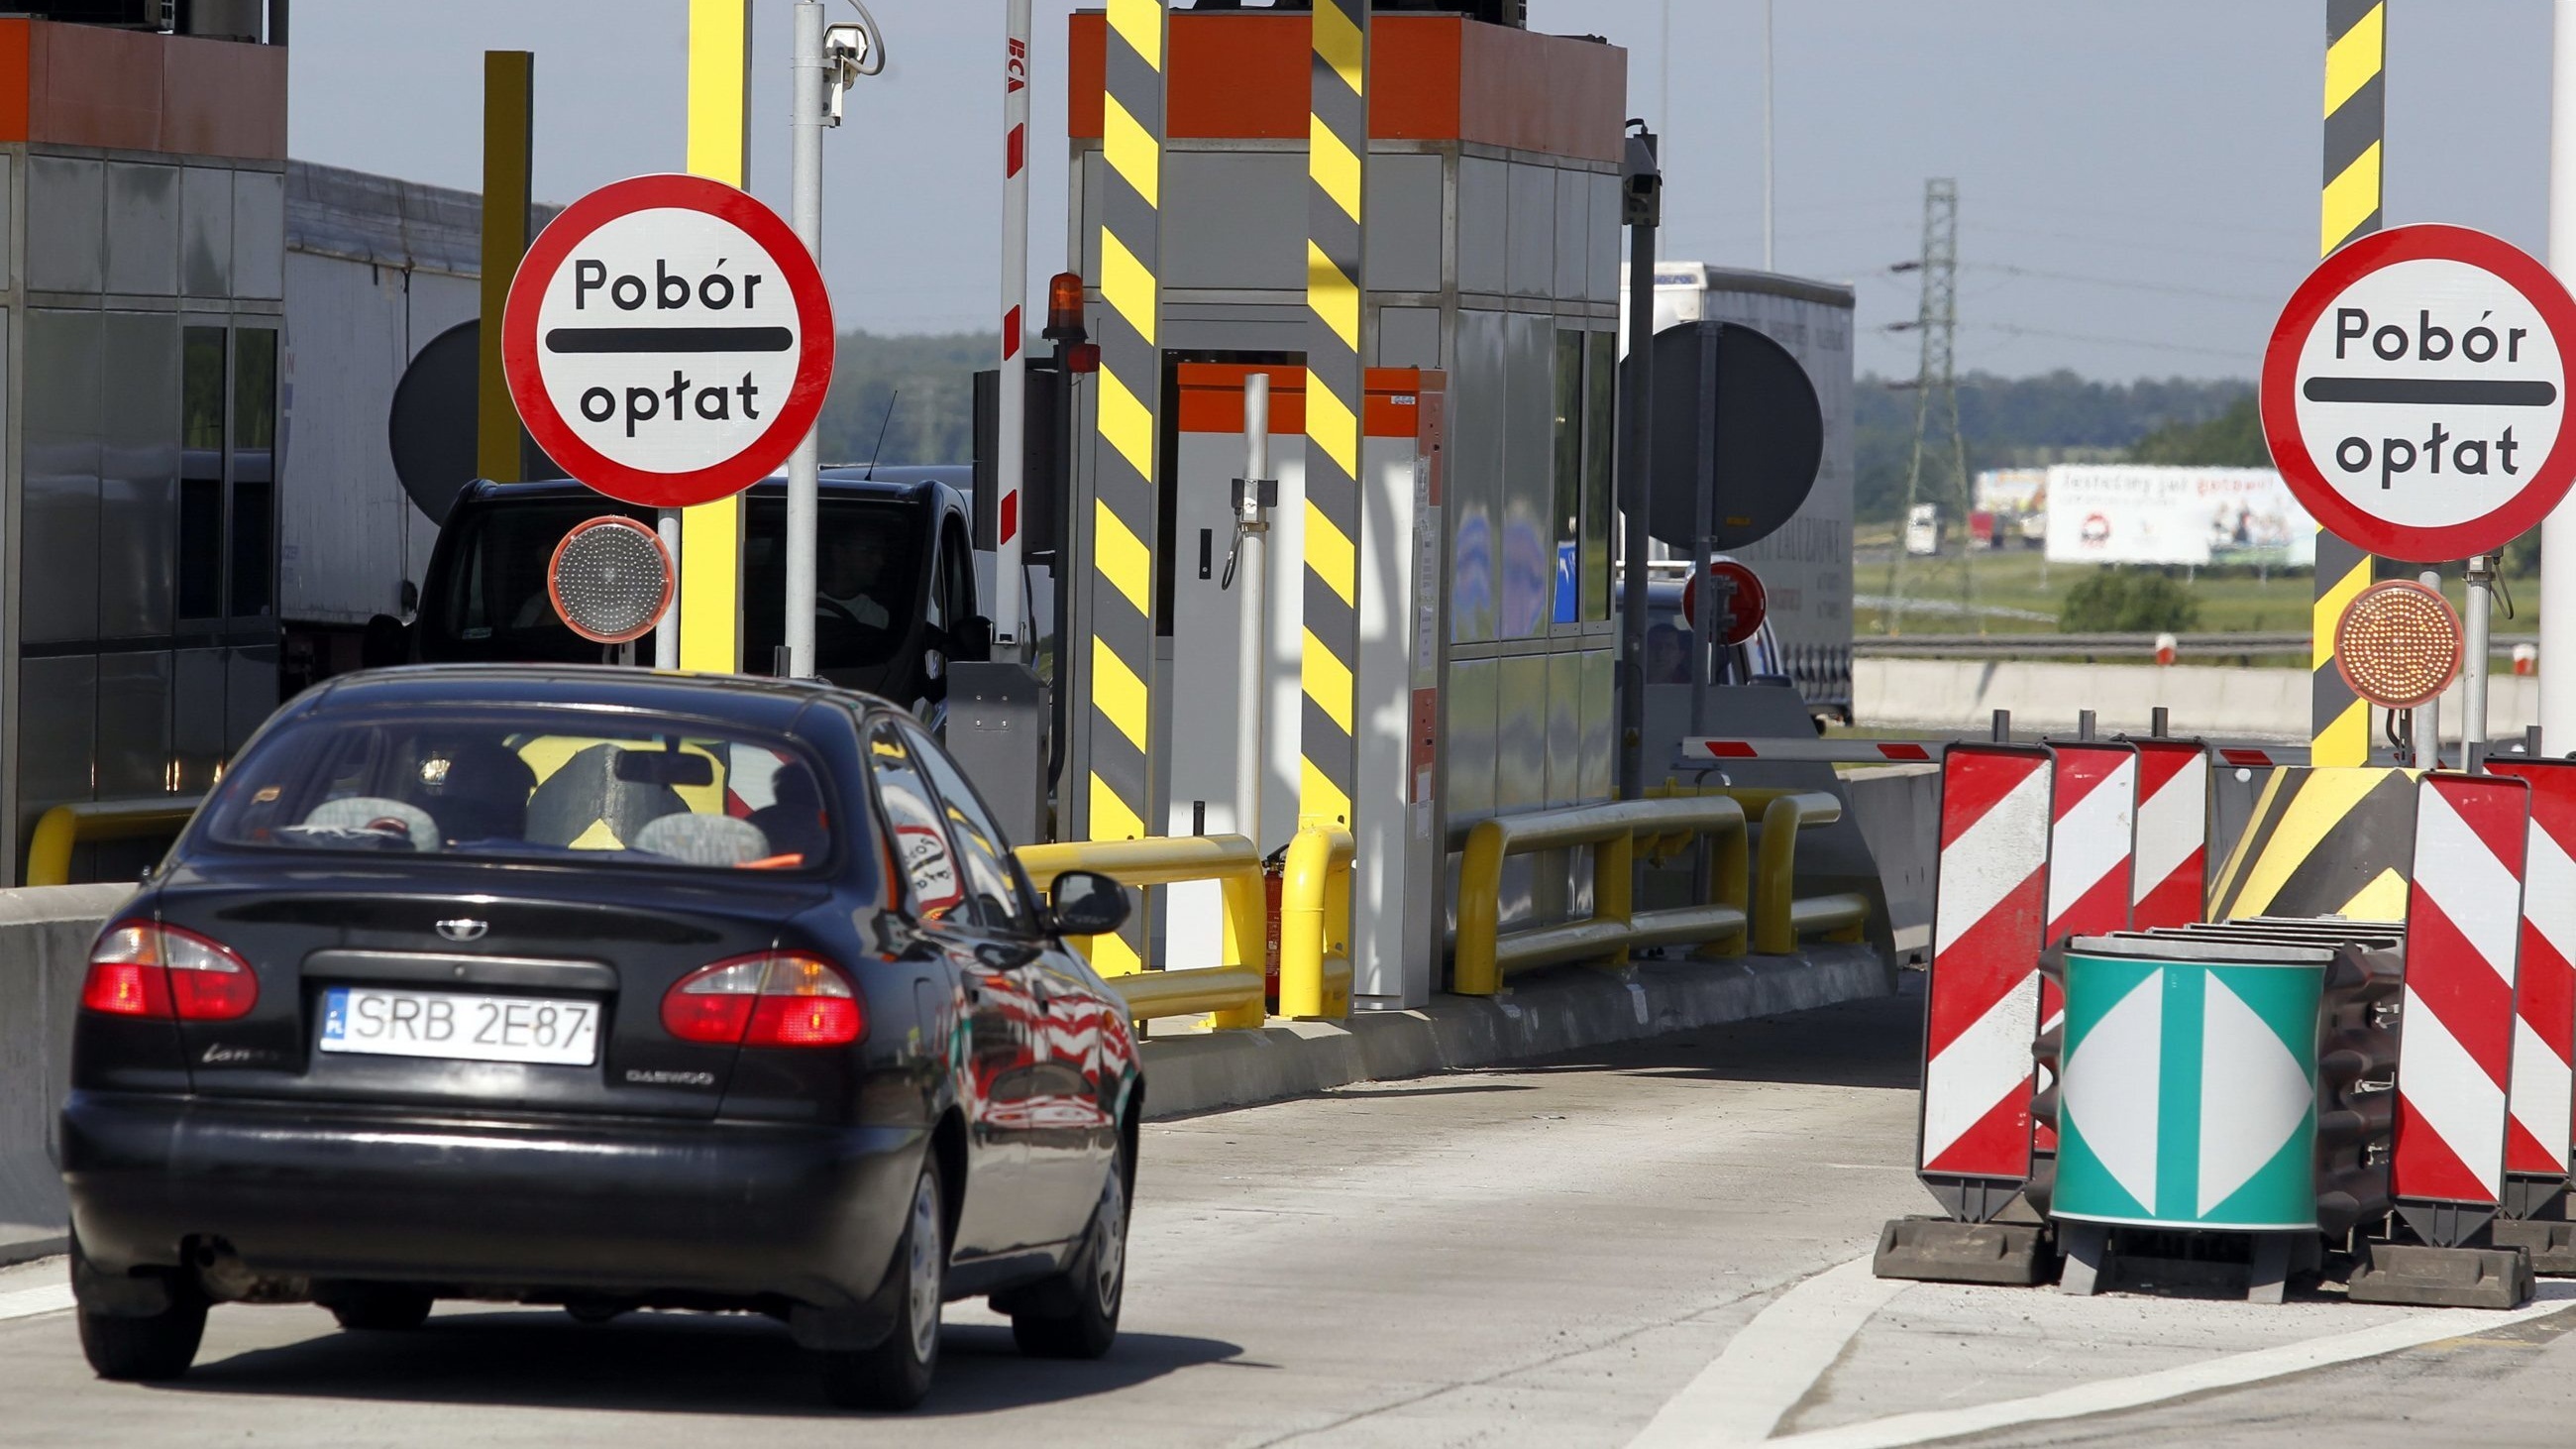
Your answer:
1136,946 -> 1897,1119
0,1228 -> 63,1270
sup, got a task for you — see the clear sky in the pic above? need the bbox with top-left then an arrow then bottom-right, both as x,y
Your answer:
287,1 -> 2554,383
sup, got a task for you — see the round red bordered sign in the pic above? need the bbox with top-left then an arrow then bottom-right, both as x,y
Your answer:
502,173 -> 835,509
1680,560 -> 1768,646
2261,224 -> 2576,563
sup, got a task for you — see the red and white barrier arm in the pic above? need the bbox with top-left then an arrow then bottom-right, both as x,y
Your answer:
993,0 -> 1032,649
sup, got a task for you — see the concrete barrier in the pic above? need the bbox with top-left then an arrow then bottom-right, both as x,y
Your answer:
1,885 -> 131,1261
1860,657 -> 2538,743
1844,764 -> 1937,957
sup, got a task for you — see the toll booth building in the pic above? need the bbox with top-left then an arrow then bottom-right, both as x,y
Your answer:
1064,11 -> 1626,1009
0,19 -> 288,882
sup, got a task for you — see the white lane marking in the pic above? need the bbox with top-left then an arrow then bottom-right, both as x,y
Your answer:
1628,1254 -> 1913,1448
0,1282 -> 73,1323
1758,1282 -> 2576,1449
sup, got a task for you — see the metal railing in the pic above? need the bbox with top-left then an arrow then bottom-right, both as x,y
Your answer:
1858,630 -> 2536,661
1278,825 -> 1354,1020
1697,788 -> 1872,954
1017,834 -> 1269,1029
26,797 -> 201,888
1453,797 -> 1752,997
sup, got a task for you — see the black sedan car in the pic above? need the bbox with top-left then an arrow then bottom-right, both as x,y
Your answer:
59,666 -> 1141,1410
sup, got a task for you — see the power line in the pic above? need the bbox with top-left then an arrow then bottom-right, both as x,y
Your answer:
1967,321 -> 2252,360
1959,262 -> 2279,304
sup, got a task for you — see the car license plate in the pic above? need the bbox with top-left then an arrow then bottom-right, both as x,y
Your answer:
318,986 -> 601,1066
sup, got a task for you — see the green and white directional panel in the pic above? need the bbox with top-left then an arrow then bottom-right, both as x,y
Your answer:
2054,948 -> 2326,1230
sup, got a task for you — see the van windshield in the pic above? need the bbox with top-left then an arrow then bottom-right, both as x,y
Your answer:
202,710 -> 836,873
428,497 -> 926,671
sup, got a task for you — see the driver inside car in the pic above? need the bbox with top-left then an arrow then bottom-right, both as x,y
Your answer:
817,527 -> 896,631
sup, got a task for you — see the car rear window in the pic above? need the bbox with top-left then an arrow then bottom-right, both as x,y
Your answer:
201,710 -> 836,873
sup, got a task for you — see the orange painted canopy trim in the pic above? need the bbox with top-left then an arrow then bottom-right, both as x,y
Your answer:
0,20 -> 285,160
1068,13 -> 1621,165
1177,364 -> 1427,438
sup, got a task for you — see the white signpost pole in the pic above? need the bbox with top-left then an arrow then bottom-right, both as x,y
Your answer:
785,0 -> 826,679
995,0 -> 1032,658
2545,0 -> 2576,755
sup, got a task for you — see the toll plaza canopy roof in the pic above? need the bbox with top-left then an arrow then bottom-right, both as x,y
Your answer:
1068,11 -> 1626,164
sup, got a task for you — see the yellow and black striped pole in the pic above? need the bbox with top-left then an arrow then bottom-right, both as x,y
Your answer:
1087,0 -> 1169,973
1299,0 -> 1366,832
2312,0 -> 2384,766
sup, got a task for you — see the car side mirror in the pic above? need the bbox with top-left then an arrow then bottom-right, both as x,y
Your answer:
362,613 -> 411,669
954,614 -> 995,663
1045,869 -> 1129,938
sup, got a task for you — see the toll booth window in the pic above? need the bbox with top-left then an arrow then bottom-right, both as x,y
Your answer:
178,326 -> 226,620
1581,331 -> 1615,621
230,328 -> 278,618
1552,330 -> 1584,626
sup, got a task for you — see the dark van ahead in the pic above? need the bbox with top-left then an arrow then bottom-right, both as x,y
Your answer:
390,470 -> 993,712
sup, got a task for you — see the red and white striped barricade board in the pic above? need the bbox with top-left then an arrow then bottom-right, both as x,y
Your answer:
1917,742 -> 2053,1220
2395,771 -> 2530,1247
2035,741 -> 2140,1153
2486,756 -> 2576,1192
2128,738 -> 2211,931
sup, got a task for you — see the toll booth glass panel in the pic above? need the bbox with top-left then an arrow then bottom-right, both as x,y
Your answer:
229,326 -> 277,618
1581,331 -> 1615,620
1551,329 -> 1581,625
177,324 -> 226,621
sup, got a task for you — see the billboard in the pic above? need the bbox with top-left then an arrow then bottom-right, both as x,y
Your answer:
2043,465 -> 2316,567
1976,467 -> 2047,514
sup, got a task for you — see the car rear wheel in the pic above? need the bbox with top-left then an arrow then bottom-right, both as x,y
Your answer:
817,1158 -> 944,1410
72,1244 -> 205,1382
1009,1139 -> 1127,1360
324,1285 -> 434,1332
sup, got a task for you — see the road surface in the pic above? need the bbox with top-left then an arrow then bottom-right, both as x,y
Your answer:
2,980 -> 2571,1447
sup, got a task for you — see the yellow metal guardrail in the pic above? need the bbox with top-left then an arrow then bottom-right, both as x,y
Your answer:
1710,788 -> 1873,954
1278,825 -> 1354,1019
1017,834 -> 1270,1030
1453,797 -> 1752,997
26,797 -> 201,888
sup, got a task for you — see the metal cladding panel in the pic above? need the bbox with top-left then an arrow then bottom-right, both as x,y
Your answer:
1162,150 -> 1303,291
180,165 -> 232,298
276,254 -> 470,624
229,168 -> 284,300
172,648 -> 226,792
1363,152 -> 1444,295
1553,167 -> 1590,301
1375,305 -> 1440,369
1579,649 -> 1614,803
27,153 -> 102,294
1445,655 -> 1497,821
94,652 -> 171,799
1449,308 -> 1504,644
1455,156 -> 1506,295
100,312 -> 177,641
2129,738 -> 2211,930
1587,172 -> 1619,302
103,162 -> 177,296
23,308 -> 101,646
1495,652 -> 1548,813
1504,163 -> 1555,300
17,655 -> 97,822
1355,431 -> 1421,1001
1544,649 -> 1580,808
1163,426 -> 1255,832
2488,756 -> 2576,1179
1498,311 -> 1551,638
227,645 -> 278,749
1917,742 -> 2052,1191
2393,772 -> 2527,1223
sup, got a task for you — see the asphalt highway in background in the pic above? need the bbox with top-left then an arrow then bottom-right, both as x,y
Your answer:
3,980 -> 2571,1447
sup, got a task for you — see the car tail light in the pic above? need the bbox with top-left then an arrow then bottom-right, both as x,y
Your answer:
79,922 -> 259,1022
661,952 -> 863,1049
